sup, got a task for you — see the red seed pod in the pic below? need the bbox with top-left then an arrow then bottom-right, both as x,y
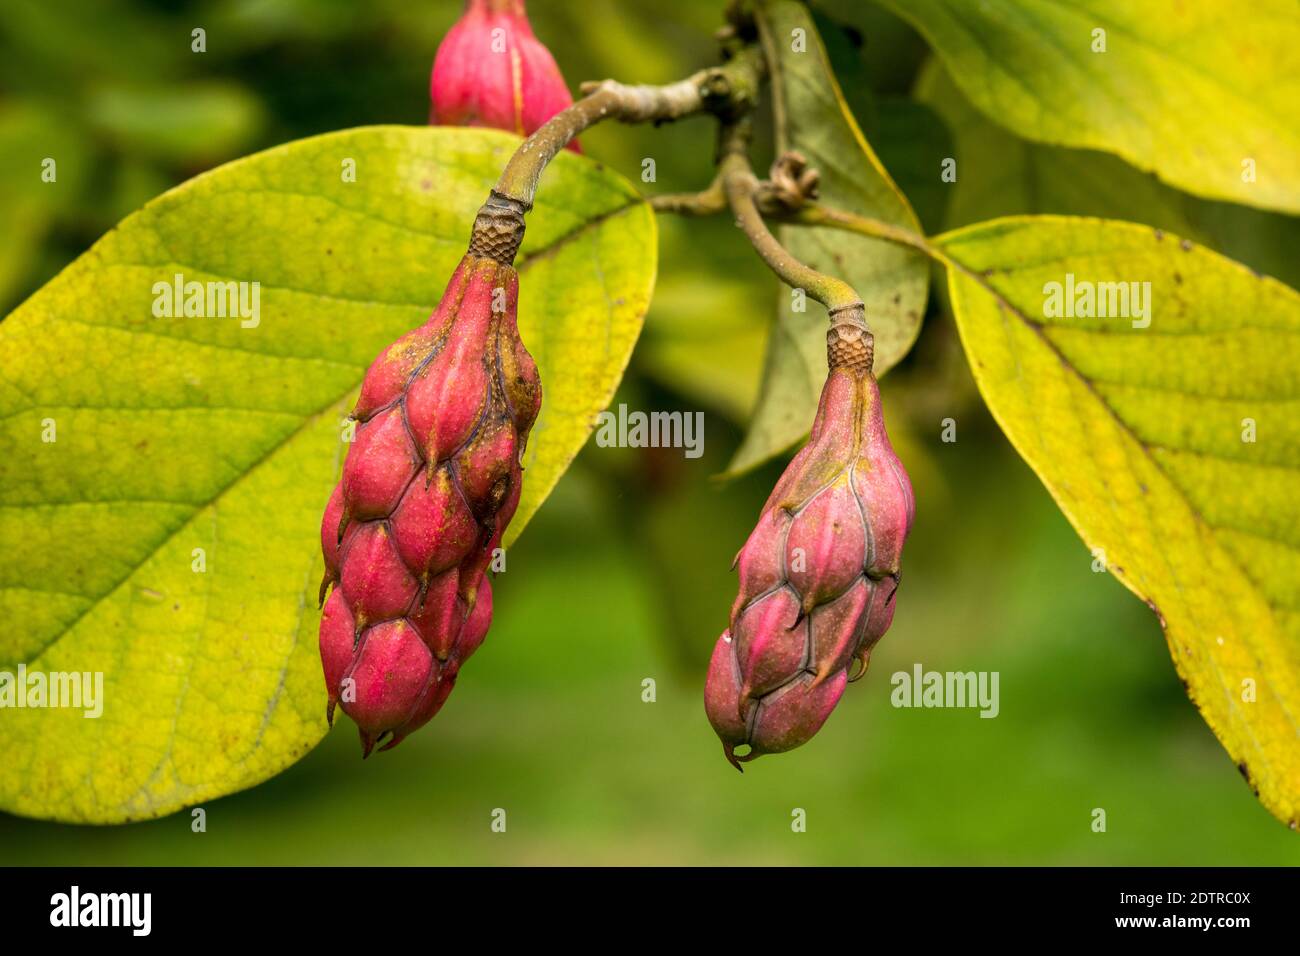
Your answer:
705,317 -> 914,769
319,236 -> 539,756
430,0 -> 580,151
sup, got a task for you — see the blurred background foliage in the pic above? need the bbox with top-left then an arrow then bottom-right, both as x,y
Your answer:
1,0 -> 1297,863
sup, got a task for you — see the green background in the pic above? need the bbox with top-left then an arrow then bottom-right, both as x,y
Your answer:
1,0 -> 1295,864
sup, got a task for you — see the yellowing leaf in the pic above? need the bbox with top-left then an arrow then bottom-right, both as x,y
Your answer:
915,59 -> 1300,289
937,215 -> 1300,827
729,0 -> 928,474
882,0 -> 1300,213
0,126 -> 655,823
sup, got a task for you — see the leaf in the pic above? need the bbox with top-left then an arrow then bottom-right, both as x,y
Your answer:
916,59 -> 1300,289
867,97 -> 954,237
0,125 -> 656,823
814,0 -> 931,95
879,0 -> 1300,213
813,10 -> 955,233
936,215 -> 1300,827
728,0 -> 928,474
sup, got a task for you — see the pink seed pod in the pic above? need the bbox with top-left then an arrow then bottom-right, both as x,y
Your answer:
705,316 -> 914,769
430,0 -> 580,152
319,242 -> 540,756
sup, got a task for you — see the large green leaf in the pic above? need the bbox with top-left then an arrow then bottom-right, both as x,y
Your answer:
937,215 -> 1300,827
879,0 -> 1300,213
813,12 -> 955,234
729,0 -> 928,474
0,125 -> 656,823
814,0 -> 931,95
916,60 -> 1300,289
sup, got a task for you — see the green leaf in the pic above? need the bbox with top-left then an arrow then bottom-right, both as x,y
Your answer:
867,97 -> 954,237
814,0 -> 931,95
916,60 -> 1300,290
729,0 -> 928,475
879,0 -> 1300,213
0,125 -> 656,823
811,10 -> 955,233
937,215 -> 1300,827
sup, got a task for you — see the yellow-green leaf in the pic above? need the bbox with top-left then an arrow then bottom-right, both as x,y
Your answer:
0,125 -> 655,823
916,59 -> 1300,289
729,0 -> 928,474
937,215 -> 1300,827
881,0 -> 1300,213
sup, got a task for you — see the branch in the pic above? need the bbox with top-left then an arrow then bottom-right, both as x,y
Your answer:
716,120 -> 863,317
787,204 -> 941,262
648,178 -> 726,216
470,46 -> 765,264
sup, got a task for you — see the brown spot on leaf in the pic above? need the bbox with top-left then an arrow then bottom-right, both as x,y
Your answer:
1144,599 -> 1167,630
